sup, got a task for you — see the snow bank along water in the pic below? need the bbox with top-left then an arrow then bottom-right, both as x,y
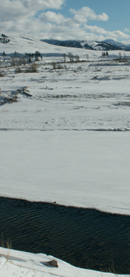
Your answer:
1,246 -> 125,277
1,196 -> 130,274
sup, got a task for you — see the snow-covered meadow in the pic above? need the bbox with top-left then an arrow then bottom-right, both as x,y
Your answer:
1,33 -> 130,276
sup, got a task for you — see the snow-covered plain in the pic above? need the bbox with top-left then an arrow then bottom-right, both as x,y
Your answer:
1,33 -> 130,276
1,34 -> 130,214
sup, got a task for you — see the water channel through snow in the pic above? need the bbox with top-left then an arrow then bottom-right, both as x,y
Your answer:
0,197 -> 130,274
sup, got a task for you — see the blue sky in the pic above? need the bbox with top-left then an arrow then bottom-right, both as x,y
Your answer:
63,0 -> 129,32
0,0 -> 130,43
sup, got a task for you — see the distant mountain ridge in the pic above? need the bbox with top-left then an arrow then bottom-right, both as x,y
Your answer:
42,39 -> 130,51
103,39 -> 130,50
1,32 -> 130,51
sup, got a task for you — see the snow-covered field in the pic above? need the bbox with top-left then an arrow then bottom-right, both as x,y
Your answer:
1,33 -> 130,276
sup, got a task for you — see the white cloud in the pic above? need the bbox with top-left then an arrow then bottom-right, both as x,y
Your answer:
70,7 -> 109,24
39,11 -> 64,24
0,0 -> 64,21
20,0 -> 65,10
0,0 -> 65,36
124,28 -> 130,33
85,25 -> 107,34
96,13 -> 109,21
111,30 -> 130,39
0,2 -> 129,43
84,25 -> 130,39
0,0 -> 29,21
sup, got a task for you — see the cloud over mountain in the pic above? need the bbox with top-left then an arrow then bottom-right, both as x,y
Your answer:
0,0 -> 129,43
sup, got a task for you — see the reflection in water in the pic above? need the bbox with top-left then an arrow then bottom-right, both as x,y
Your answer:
0,197 -> 130,274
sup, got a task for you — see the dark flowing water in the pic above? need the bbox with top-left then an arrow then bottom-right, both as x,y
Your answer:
0,197 -> 130,274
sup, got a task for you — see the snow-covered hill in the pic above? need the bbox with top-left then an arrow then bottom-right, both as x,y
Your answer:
1,32 -> 130,53
42,38 -> 130,51
0,32 -> 102,61
102,39 -> 130,50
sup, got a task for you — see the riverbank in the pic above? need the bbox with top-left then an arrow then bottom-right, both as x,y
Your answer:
0,246 -> 128,277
